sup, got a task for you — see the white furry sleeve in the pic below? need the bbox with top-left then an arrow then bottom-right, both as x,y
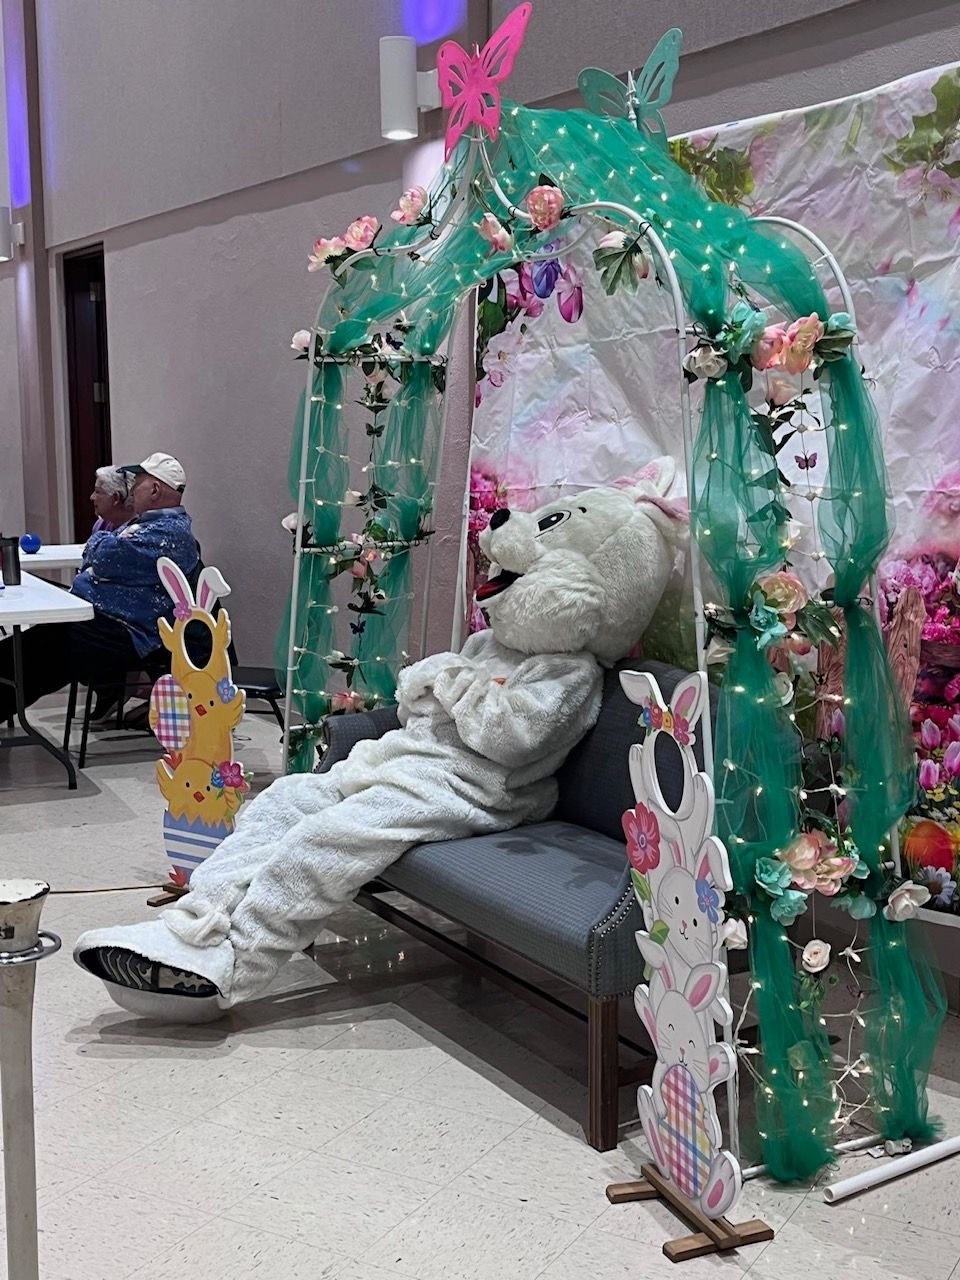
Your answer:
432,652 -> 602,768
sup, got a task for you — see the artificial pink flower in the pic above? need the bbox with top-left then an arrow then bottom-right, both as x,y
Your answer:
779,830 -> 848,895
814,855 -> 856,896
649,704 -> 663,730
556,265 -> 583,323
757,569 -> 809,615
623,803 -> 661,874
751,324 -> 787,370
343,215 -> 379,251
829,708 -> 845,738
218,760 -> 246,789
920,718 -> 942,750
947,715 -> 960,743
308,236 -> 347,271
778,631 -> 812,657
779,832 -> 824,875
173,601 -> 192,622
943,741 -> 960,779
390,186 -> 427,225
477,213 -> 515,254
525,184 -> 565,231
673,714 -> 691,746
330,690 -> 366,714
781,314 -> 825,375
919,758 -> 942,790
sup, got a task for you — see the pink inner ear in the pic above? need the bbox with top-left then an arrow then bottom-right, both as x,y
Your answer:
640,1005 -> 659,1046
687,971 -> 716,1011
673,683 -> 698,719
161,565 -> 189,606
696,851 -> 712,882
669,840 -> 683,868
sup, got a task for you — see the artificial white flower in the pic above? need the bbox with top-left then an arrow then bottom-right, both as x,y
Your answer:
705,635 -> 735,665
290,329 -> 312,352
883,882 -> 931,922
683,344 -> 728,380
342,489 -> 364,507
597,229 -> 629,251
281,512 -> 300,533
722,918 -> 748,950
773,672 -> 795,706
801,939 -> 831,973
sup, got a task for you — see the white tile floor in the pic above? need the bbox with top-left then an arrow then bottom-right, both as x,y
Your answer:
3,704 -> 960,1278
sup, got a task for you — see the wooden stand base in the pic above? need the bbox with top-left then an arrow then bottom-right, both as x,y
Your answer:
146,882 -> 189,908
606,1163 -> 774,1263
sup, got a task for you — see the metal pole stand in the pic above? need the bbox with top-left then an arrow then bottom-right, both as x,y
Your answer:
0,880 -> 61,1280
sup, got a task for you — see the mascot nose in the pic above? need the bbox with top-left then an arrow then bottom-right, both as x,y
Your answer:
489,508 -> 510,530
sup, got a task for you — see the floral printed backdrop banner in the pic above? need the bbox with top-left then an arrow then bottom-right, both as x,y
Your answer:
468,60 -> 960,905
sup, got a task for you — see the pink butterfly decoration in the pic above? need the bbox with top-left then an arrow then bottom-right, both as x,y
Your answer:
436,3 -> 532,160
795,452 -> 818,470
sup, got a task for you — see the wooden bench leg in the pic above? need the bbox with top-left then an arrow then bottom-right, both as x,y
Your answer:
586,995 -> 619,1152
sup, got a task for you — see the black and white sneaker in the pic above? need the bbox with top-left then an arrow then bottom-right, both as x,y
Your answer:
79,945 -> 218,997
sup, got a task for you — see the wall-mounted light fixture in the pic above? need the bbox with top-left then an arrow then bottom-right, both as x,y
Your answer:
379,36 -> 441,141
0,207 -> 25,262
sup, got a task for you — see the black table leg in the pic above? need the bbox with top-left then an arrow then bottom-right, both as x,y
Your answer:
8,625 -> 78,789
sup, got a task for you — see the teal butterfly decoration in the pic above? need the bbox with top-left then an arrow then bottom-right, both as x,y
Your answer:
578,28 -> 682,149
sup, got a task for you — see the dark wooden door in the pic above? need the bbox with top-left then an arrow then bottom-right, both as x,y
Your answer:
64,247 -> 111,541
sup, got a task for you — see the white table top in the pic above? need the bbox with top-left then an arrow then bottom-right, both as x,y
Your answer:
18,543 -> 85,570
0,572 -> 94,625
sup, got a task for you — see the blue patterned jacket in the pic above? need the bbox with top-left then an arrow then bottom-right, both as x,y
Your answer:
71,507 -> 199,656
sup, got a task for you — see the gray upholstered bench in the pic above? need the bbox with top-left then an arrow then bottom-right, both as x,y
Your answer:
318,659 -> 716,1151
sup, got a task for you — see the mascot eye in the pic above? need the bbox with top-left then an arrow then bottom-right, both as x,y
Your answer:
693,918 -> 698,928
536,510 -> 571,535
688,1039 -> 697,1049
675,896 -> 680,906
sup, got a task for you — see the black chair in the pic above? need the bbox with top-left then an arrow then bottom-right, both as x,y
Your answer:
233,666 -> 284,730
63,650 -> 168,768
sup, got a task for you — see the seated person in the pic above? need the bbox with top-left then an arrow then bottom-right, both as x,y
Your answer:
0,452 -> 199,722
91,465 -> 135,533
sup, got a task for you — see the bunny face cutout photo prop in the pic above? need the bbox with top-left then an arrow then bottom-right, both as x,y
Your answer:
73,473 -> 683,1021
615,668 -> 745,1227
150,558 -> 249,887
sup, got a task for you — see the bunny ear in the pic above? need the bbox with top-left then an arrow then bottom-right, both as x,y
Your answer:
671,671 -> 707,727
633,985 -> 660,1048
157,557 -> 193,610
196,566 -> 231,612
616,456 -> 677,495
684,962 -> 723,1013
699,835 -> 734,893
620,669 -> 665,709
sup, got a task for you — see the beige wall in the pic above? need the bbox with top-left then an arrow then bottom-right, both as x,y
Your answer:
2,0 -> 959,658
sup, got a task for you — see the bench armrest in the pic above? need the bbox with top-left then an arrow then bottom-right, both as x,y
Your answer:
317,706 -> 402,773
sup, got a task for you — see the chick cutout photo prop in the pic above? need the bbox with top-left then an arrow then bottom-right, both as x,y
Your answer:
149,558 -> 249,888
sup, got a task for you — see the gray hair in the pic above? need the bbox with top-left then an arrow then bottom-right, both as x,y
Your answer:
95,466 -> 133,506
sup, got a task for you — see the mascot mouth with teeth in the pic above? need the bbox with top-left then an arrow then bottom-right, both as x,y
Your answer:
75,460 -> 686,1019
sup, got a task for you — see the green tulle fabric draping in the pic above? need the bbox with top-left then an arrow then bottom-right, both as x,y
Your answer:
281,99 -> 941,1171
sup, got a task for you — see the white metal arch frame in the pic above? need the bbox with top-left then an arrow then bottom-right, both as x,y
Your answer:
278,132 -> 903,1174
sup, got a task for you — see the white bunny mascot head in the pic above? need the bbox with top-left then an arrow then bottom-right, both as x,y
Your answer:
478,459 -> 687,662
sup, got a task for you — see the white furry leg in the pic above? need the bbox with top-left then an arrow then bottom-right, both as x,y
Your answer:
166,770 -> 345,943
221,779 -> 477,1004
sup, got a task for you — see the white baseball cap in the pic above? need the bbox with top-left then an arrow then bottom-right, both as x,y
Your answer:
120,452 -> 187,492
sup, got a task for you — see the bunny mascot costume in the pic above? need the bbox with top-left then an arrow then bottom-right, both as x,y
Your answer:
75,462 -> 686,1017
